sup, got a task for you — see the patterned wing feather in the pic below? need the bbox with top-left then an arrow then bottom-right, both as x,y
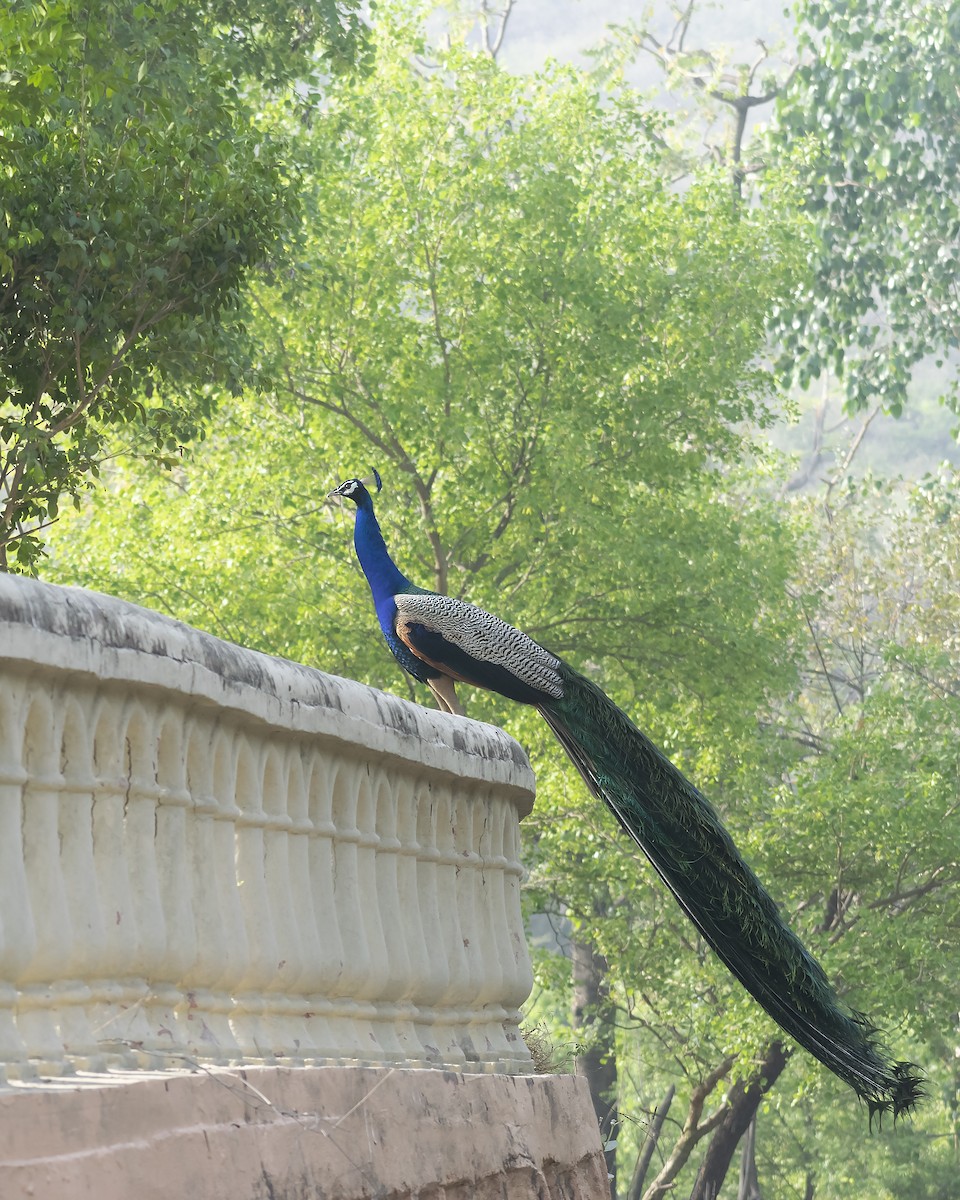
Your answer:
394,592 -> 564,704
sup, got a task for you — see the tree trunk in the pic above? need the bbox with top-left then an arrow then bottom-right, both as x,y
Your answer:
737,1115 -> 761,1200
688,1042 -> 789,1200
571,935 -> 618,1198
628,1083 -> 675,1200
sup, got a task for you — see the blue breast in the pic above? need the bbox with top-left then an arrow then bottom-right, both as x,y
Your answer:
384,626 -> 435,683
354,501 -> 437,684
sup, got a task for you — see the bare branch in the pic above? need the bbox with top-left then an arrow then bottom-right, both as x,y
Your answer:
489,9 -> 513,57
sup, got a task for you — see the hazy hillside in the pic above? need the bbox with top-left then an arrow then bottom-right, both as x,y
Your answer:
498,0 -> 792,78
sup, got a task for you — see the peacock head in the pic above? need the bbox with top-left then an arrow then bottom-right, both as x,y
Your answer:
328,470 -> 383,508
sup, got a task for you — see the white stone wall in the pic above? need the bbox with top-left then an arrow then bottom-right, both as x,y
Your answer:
0,576 -> 536,1081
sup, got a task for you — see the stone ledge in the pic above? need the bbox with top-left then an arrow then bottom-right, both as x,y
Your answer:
0,575 -> 535,807
0,1065 -> 609,1200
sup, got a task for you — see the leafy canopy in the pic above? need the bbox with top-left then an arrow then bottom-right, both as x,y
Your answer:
52,6 -> 806,733
771,0 -> 960,416
0,0 -> 366,571
49,7 -> 960,1192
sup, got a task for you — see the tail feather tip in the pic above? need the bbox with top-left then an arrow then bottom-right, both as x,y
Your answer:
866,1061 -> 925,1129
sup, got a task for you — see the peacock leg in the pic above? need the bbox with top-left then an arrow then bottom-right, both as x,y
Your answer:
427,675 -> 464,716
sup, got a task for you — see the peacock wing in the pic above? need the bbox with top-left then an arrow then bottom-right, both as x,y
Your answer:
393,592 -> 564,706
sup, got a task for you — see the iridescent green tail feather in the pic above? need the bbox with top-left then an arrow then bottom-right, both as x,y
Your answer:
539,663 -> 924,1120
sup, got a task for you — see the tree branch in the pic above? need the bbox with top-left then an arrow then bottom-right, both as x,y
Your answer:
641,1056 -> 735,1200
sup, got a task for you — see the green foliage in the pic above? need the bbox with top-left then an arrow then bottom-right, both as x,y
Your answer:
524,476 -> 960,1195
751,480 -> 960,1194
51,4 -> 806,723
250,10 -> 806,716
47,18 -> 814,1195
0,0 -> 366,572
49,5 -> 960,1194
772,0 -> 960,416
48,399 -> 363,670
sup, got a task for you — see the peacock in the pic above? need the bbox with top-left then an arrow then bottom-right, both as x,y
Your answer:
329,471 -> 923,1120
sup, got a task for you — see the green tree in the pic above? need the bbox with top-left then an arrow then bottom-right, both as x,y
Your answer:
526,478 -> 960,1199
0,0 -> 365,572
751,482 -> 960,1199
49,7 -> 810,1196
771,0 -> 960,416
49,8 -> 805,711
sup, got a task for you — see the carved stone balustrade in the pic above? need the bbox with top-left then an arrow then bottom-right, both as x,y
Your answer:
0,575 -> 536,1082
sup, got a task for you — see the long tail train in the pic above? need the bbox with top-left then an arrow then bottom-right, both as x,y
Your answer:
539,663 -> 923,1121
330,472 -> 924,1119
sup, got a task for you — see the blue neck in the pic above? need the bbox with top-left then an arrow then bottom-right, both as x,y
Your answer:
353,496 -> 413,611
